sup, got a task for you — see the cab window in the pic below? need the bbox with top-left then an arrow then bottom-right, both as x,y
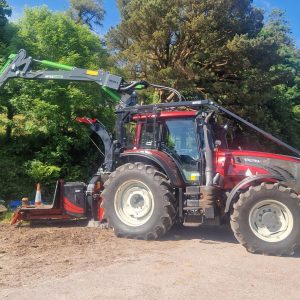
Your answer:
163,119 -> 200,182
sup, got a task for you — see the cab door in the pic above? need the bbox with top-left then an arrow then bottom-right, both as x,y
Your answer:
162,118 -> 202,183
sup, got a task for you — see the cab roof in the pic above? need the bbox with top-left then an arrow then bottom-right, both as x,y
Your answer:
132,110 -> 197,120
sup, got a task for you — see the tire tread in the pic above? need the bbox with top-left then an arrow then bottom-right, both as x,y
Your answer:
230,182 -> 300,256
103,163 -> 176,240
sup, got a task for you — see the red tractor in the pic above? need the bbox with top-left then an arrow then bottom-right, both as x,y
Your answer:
1,50 -> 300,256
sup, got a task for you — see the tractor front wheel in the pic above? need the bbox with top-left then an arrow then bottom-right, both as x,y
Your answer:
102,163 -> 176,240
231,182 -> 300,255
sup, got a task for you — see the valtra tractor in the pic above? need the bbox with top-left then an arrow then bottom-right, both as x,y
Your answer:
1,49 -> 300,255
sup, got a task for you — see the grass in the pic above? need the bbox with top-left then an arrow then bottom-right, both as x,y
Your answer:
0,210 -> 13,224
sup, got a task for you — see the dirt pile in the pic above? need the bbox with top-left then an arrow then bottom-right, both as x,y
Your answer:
0,222 -> 173,288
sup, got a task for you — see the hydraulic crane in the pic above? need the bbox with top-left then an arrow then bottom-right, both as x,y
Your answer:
0,49 -> 149,108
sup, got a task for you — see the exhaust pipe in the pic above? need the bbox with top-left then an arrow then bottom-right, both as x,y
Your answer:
203,111 -> 215,186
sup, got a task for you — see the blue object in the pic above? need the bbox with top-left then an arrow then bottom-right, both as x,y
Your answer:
8,200 -> 34,210
8,200 -> 21,210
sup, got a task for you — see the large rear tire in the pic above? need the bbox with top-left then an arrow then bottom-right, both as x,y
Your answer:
102,163 -> 176,240
231,182 -> 300,255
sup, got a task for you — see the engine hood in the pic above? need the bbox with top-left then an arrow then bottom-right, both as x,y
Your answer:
216,149 -> 300,190
218,149 -> 300,163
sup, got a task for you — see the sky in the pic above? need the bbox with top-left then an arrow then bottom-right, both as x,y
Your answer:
6,0 -> 300,48
7,0 -> 120,35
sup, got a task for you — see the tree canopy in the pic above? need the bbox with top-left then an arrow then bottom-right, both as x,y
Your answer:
107,0 -> 300,146
68,0 -> 105,30
0,0 -> 11,27
0,0 -> 12,54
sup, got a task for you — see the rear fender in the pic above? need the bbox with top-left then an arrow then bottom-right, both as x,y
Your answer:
120,150 -> 185,187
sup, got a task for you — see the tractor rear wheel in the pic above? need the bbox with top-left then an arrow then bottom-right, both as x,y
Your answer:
231,182 -> 300,255
102,163 -> 176,240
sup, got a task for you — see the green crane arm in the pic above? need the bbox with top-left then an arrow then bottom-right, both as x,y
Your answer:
0,49 -> 149,105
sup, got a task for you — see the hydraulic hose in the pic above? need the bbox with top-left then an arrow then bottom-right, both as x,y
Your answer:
149,83 -> 184,101
120,80 -> 184,102
119,80 -> 149,92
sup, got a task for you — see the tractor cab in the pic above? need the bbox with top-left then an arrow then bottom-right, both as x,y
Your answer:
129,110 -> 202,183
119,104 -> 231,186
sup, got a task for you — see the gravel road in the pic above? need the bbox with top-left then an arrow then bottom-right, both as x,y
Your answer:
1,223 -> 300,299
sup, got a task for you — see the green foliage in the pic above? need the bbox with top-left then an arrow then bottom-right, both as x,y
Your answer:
0,211 -> 13,224
0,142 -> 34,199
0,6 -> 114,201
108,0 -> 264,88
108,0 -> 300,148
0,0 -> 11,27
26,160 -> 61,182
0,0 -> 13,57
117,0 -> 131,18
18,6 -> 108,66
68,0 -> 105,30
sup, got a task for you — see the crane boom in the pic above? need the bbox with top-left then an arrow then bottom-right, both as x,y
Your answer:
0,49 -> 123,89
0,49 -> 185,107
0,49 -> 145,105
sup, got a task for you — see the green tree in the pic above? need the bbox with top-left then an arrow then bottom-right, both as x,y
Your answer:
108,0 -> 263,89
0,2 -> 19,145
117,0 -> 131,18
69,0 -> 105,30
0,0 -> 12,54
0,7 -> 114,199
263,10 -> 300,147
108,0 -> 300,148
0,0 -> 11,28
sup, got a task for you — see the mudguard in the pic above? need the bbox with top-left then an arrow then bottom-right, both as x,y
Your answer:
120,149 -> 185,187
224,174 -> 284,213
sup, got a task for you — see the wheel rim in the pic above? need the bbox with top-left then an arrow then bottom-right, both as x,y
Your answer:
114,180 -> 154,227
249,199 -> 294,242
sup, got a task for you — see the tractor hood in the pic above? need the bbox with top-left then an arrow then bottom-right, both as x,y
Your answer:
216,149 -> 300,190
